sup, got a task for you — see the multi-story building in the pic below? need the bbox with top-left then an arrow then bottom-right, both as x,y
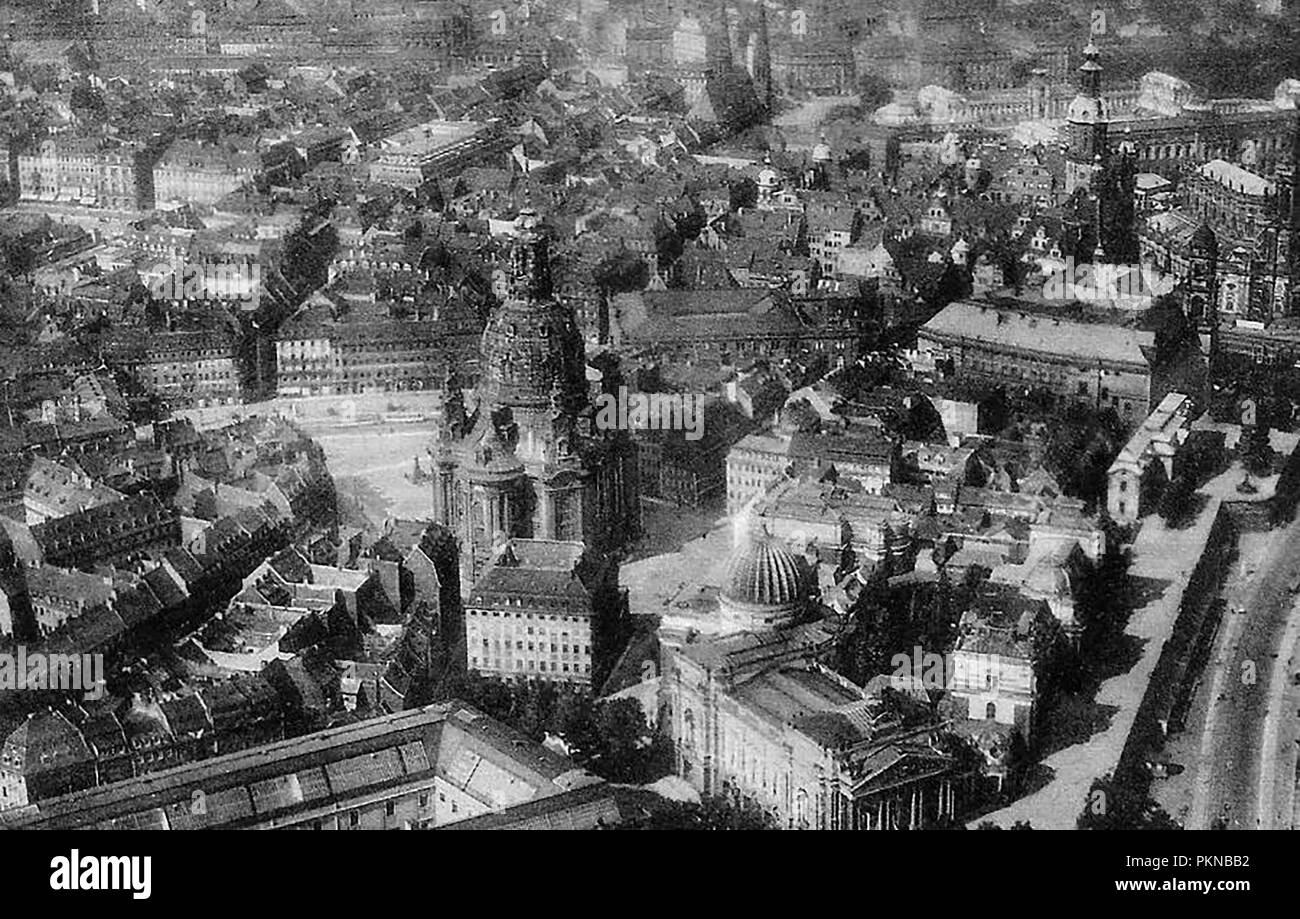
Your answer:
368,121 -> 512,191
1106,392 -> 1194,525
21,565 -> 115,637
1184,159 -> 1281,243
946,585 -> 1062,743
1,702 -> 615,830
464,538 -> 625,687
106,329 -> 242,409
914,300 -> 1205,423
726,423 -> 898,516
611,287 -> 860,362
275,302 -> 481,397
663,533 -> 963,829
31,493 -> 181,571
748,477 -> 915,572
16,136 -> 153,211
153,140 -> 259,207
0,455 -> 123,526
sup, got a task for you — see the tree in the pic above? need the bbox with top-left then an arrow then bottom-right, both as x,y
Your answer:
1150,294 -> 1193,366
1076,527 -> 1134,659
1158,473 -> 1198,529
1240,423 -> 1275,477
1042,404 -> 1127,510
549,688 -> 599,755
592,697 -> 667,784
1077,771 -> 1180,830
856,72 -> 893,111
618,793 -> 777,830
282,203 -> 339,294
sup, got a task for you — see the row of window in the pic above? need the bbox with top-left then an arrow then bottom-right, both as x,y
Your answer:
479,637 -> 591,656
472,656 -> 591,675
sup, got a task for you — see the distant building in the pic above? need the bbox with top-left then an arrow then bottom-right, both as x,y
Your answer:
31,492 -> 180,570
726,423 -> 898,516
914,300 -> 1205,423
946,584 -> 1063,743
1106,392 -> 1194,524
153,140 -> 258,207
368,121 -> 511,191
105,329 -> 242,409
17,136 -> 154,211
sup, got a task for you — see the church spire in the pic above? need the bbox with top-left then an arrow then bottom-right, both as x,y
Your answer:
1078,40 -> 1103,98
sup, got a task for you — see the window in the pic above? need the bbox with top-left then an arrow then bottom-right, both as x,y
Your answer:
349,812 -> 359,827
385,802 -> 395,817
419,794 -> 428,808
985,702 -> 997,720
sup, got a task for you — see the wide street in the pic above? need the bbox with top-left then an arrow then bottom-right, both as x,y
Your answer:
1185,516 -> 1300,829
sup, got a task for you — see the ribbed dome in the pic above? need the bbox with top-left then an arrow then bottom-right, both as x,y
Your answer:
722,533 -> 805,610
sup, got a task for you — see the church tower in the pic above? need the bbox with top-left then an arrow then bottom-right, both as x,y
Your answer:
1065,41 -> 1107,195
1187,222 -> 1220,365
1280,111 -> 1300,316
431,211 -> 638,590
750,2 -> 773,115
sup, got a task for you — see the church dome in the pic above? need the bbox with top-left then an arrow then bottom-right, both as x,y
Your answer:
720,532 -> 807,629
478,215 -> 587,414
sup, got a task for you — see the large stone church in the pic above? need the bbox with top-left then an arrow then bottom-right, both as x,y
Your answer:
428,212 -> 638,590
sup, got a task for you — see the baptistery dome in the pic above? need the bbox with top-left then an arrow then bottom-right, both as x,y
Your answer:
720,532 -> 807,630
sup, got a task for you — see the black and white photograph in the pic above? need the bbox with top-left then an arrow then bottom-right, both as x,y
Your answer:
0,0 -> 1292,897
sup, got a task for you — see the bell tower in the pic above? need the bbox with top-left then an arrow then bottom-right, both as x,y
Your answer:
1065,41 -> 1108,195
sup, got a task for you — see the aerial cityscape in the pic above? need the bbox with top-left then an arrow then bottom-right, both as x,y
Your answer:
0,0 -> 1295,840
